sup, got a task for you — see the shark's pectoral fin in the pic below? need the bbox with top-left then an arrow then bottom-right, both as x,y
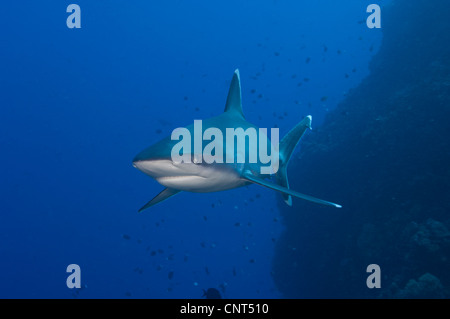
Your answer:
138,188 -> 181,212
242,171 -> 342,209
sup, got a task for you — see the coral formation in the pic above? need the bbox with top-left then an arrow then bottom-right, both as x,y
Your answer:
273,0 -> 450,298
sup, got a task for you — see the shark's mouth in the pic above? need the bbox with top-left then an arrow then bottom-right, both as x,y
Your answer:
133,159 -> 209,180
157,175 -> 205,180
156,175 -> 209,191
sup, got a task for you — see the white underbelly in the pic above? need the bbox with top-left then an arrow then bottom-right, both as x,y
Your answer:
156,172 -> 246,192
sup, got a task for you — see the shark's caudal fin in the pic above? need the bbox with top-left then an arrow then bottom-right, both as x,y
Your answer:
138,188 -> 181,212
276,115 -> 313,206
224,69 -> 245,119
243,171 -> 342,208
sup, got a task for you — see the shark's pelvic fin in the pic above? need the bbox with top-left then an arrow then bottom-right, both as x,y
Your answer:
242,171 -> 342,208
276,115 -> 313,205
224,69 -> 245,119
138,188 -> 181,212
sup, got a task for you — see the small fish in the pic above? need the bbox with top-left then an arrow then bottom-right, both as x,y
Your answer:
320,96 -> 328,102
122,234 -> 131,240
203,288 -> 222,299
219,283 -> 227,293
305,57 -> 311,64
168,271 -> 174,280
133,267 -> 143,274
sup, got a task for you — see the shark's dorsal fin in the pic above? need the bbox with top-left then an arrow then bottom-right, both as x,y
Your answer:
224,69 -> 245,118
242,171 -> 342,208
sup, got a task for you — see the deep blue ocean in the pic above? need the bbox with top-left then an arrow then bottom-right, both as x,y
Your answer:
2,0 -> 449,299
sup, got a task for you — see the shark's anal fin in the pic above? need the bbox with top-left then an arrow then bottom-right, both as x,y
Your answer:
242,171 -> 342,209
138,188 -> 181,212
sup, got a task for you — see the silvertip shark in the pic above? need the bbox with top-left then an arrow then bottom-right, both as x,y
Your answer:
133,69 -> 342,212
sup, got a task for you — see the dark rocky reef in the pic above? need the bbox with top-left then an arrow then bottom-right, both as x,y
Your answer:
272,0 -> 450,298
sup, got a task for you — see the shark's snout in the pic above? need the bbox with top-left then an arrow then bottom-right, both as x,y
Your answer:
133,159 -> 160,176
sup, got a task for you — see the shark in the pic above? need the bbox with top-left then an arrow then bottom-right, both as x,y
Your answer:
133,69 -> 341,212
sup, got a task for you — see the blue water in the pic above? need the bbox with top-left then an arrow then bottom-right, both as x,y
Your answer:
1,1 -> 383,298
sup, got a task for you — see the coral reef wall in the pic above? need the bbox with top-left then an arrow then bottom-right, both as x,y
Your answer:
272,0 -> 450,298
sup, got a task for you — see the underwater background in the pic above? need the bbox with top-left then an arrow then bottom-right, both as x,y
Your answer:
1,0 -> 448,298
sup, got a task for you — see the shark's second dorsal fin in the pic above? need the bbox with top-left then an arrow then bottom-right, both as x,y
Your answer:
224,69 -> 245,118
